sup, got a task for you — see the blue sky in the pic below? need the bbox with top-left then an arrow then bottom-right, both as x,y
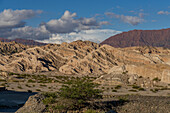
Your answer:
0,0 -> 169,43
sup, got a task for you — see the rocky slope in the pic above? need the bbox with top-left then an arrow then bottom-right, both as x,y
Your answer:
0,40 -> 170,83
101,28 -> 170,48
16,94 -> 170,113
0,41 -> 28,55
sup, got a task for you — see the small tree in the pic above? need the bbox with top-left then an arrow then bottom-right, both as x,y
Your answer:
57,76 -> 102,110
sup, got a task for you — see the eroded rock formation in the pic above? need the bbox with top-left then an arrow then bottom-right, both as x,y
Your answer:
0,40 -> 170,83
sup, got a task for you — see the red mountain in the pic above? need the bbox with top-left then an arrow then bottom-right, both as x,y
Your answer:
101,28 -> 170,48
0,38 -> 46,46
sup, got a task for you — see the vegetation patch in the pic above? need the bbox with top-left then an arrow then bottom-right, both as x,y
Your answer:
42,76 -> 102,112
150,88 -> 159,93
128,89 -> 138,92
115,85 -> 122,89
152,77 -> 161,82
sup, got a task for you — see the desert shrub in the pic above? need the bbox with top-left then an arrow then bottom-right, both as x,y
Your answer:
152,77 -> 161,82
0,79 -> 6,82
43,96 -> 56,105
118,96 -> 129,102
17,86 -> 22,89
160,87 -> 170,90
138,88 -> 145,91
43,76 -> 102,112
122,71 -> 128,74
12,80 -> 19,82
115,85 -> 122,89
1,83 -> 6,86
106,87 -> 110,90
84,109 -> 98,113
150,88 -> 159,93
25,84 -> 31,87
112,89 -> 117,92
42,92 -> 57,98
36,89 -> 41,91
28,79 -> 36,83
40,84 -> 47,87
128,89 -> 137,92
132,85 -> 140,89
58,77 -> 102,108
139,76 -> 143,78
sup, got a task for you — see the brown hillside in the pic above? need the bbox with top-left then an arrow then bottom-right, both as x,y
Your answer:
101,28 -> 170,48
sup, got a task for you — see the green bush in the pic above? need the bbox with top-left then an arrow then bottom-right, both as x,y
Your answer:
84,109 -> 98,113
128,89 -> 138,92
112,89 -> 117,92
58,77 -> 102,107
132,85 -> 140,89
36,89 -> 41,91
150,88 -> 159,93
152,77 -> 161,82
115,85 -> 122,89
42,76 -> 102,112
43,96 -> 56,105
138,88 -> 145,91
17,86 -> 22,89
28,79 -> 36,83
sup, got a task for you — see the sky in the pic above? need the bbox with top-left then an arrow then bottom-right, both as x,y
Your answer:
0,0 -> 169,43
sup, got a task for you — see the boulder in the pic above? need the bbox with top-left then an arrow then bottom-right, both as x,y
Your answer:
16,94 -> 46,113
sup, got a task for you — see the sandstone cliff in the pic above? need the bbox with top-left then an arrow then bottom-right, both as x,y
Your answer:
0,40 -> 170,83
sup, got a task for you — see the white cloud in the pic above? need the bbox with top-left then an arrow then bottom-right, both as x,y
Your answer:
157,11 -> 170,15
0,9 -> 115,43
105,12 -> 144,26
120,15 -> 144,25
0,9 -> 42,29
41,10 -> 108,33
138,13 -> 145,18
37,29 -> 121,44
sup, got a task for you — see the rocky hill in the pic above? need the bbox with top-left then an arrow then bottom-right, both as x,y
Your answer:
0,41 -> 28,55
101,28 -> 170,48
0,38 -> 46,46
0,40 -> 170,83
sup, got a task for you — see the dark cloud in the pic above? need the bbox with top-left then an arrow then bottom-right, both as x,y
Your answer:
0,26 -> 50,40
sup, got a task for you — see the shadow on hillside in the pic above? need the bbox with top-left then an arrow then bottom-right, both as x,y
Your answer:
0,90 -> 37,112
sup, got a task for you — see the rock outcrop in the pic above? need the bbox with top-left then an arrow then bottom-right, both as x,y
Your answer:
101,28 -> 170,48
0,41 -> 28,55
16,94 -> 46,113
0,40 -> 170,83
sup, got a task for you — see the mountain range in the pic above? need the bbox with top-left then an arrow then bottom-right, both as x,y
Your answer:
0,38 -> 46,46
0,40 -> 169,83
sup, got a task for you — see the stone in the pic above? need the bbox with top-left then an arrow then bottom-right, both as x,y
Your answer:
16,94 -> 46,113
